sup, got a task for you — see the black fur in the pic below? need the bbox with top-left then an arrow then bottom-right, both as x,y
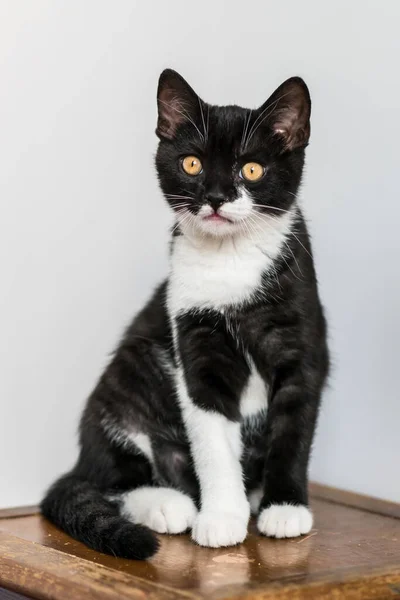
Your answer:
41,69 -> 328,560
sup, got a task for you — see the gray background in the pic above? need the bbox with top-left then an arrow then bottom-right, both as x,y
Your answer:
1,0 -> 399,507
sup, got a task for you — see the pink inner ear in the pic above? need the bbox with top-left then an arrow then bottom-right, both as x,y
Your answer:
272,104 -> 309,150
157,86 -> 193,139
265,78 -> 311,150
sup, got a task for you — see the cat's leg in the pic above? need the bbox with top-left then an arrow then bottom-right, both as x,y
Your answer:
175,311 -> 251,548
122,487 -> 197,534
42,294 -> 185,558
252,334 -> 328,539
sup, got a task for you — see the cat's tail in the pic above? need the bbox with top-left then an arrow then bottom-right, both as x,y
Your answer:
40,473 -> 159,560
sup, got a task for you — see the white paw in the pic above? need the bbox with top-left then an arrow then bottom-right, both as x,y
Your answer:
122,487 -> 197,534
257,504 -> 313,538
192,511 -> 248,548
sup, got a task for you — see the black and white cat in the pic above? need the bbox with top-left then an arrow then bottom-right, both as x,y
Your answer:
41,69 -> 329,560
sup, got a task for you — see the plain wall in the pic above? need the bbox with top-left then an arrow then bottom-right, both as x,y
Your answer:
1,0 -> 399,508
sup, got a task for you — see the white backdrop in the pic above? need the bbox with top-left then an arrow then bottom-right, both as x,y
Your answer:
1,0 -> 399,507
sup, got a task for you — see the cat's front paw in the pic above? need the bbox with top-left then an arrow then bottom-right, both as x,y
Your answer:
257,503 -> 313,538
192,510 -> 249,548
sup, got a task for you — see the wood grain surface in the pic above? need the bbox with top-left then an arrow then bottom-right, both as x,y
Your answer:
0,497 -> 400,599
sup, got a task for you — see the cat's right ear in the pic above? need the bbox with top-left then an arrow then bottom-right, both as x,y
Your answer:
156,69 -> 199,140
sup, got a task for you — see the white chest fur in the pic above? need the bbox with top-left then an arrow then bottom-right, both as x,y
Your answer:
168,210 -> 293,315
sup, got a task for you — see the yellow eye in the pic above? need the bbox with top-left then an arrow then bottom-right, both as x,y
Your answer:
182,156 -> 203,176
240,162 -> 265,182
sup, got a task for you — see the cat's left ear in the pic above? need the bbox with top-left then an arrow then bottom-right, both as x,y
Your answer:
262,77 -> 311,150
156,69 -> 201,140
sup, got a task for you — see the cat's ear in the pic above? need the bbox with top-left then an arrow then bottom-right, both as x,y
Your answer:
261,77 -> 311,150
156,69 -> 200,140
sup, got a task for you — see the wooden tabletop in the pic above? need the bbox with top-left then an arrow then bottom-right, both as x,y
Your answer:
0,486 -> 400,599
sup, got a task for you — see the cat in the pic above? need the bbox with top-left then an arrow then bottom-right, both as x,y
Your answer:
41,69 -> 329,560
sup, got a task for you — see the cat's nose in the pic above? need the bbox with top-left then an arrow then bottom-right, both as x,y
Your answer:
206,193 -> 225,212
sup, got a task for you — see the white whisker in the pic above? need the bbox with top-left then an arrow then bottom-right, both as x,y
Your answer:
245,91 -> 292,148
252,203 -> 293,214
171,204 -> 191,210
262,211 -> 312,258
158,98 -> 204,142
166,198 -> 193,203
248,211 -> 303,281
241,109 -> 252,149
198,97 -> 207,143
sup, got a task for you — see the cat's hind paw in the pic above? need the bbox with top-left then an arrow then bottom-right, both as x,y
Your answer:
123,487 -> 197,534
192,510 -> 248,548
257,504 -> 313,538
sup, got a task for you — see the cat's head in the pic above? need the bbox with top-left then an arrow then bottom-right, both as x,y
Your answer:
155,69 -> 310,238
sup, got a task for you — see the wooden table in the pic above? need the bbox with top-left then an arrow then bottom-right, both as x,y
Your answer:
0,485 -> 400,599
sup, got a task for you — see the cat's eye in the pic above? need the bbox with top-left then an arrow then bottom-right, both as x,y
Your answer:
182,156 -> 203,176
240,162 -> 265,182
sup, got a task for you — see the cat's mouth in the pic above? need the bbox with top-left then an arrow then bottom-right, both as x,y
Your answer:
179,203 -> 249,237
203,213 -> 233,224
